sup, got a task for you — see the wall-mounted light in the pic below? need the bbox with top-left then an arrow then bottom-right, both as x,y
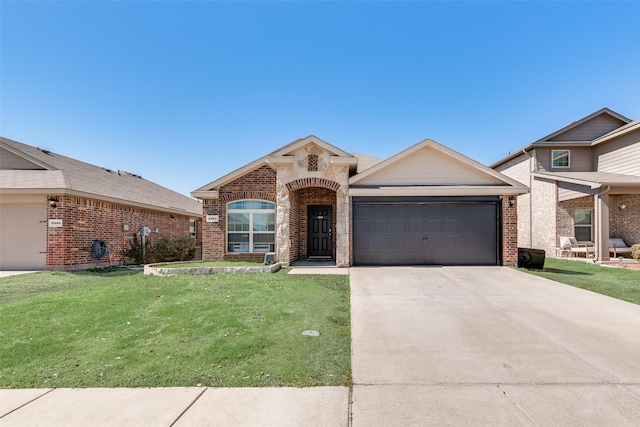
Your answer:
619,203 -> 626,211
170,214 -> 175,219
509,196 -> 516,206
47,197 -> 58,208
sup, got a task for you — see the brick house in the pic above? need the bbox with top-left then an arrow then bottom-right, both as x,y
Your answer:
491,108 -> 640,262
192,136 -> 527,267
0,137 -> 203,270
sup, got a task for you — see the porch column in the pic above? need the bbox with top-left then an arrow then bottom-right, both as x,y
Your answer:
594,191 -> 610,262
335,186 -> 350,267
275,171 -> 290,266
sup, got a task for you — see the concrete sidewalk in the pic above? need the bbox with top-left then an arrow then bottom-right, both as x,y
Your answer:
0,387 -> 350,426
3,266 -> 640,426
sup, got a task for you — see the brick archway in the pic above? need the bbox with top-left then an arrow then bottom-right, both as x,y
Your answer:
286,178 -> 340,192
287,184 -> 338,264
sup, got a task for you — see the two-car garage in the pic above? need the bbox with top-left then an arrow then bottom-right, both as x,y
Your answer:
347,139 -> 527,267
352,197 -> 501,266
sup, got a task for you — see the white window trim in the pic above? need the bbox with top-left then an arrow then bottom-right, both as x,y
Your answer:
551,149 -> 570,169
227,200 -> 275,253
574,209 -> 592,241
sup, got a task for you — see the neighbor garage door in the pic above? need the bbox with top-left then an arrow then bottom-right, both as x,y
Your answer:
0,201 -> 47,270
352,197 -> 500,266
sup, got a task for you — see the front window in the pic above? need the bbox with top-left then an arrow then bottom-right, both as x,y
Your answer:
551,150 -> 570,168
574,209 -> 592,241
227,200 -> 275,253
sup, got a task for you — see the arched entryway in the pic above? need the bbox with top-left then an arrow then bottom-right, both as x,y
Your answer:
286,178 -> 340,264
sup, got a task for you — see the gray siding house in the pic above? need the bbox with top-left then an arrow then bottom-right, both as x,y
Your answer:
491,108 -> 640,262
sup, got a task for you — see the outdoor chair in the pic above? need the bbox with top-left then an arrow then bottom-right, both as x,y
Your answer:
559,237 -> 595,258
609,237 -> 633,258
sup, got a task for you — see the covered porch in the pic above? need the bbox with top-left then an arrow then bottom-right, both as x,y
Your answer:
537,171 -> 640,263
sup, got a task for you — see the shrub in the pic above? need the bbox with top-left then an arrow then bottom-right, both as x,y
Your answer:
124,235 -> 196,264
123,234 -> 148,264
632,244 -> 640,261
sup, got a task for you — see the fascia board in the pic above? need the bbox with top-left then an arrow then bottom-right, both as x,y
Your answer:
191,189 -> 219,199
1,188 -> 203,216
531,141 -> 592,147
269,135 -> 353,158
348,186 -> 528,197
532,172 -> 601,189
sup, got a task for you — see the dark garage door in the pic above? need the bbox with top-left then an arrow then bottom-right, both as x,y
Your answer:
353,197 -> 501,266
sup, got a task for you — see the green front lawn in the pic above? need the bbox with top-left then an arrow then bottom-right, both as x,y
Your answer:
518,258 -> 640,305
0,268 -> 350,389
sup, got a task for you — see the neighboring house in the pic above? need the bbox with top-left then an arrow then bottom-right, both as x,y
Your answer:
192,136 -> 527,267
0,137 -> 203,270
491,108 -> 640,262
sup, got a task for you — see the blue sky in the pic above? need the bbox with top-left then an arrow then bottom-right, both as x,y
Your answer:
2,1 -> 639,197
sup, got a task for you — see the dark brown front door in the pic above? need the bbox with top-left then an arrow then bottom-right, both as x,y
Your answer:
308,205 -> 332,258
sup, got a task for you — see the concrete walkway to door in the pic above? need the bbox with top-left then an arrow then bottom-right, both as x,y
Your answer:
350,266 -> 640,426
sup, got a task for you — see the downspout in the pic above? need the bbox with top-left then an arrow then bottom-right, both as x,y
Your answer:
523,148 -> 535,247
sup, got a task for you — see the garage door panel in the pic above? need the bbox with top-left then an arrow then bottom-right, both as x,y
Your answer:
0,204 -> 47,270
353,198 -> 500,266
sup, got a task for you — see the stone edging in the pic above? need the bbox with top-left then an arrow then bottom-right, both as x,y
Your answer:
144,262 -> 281,277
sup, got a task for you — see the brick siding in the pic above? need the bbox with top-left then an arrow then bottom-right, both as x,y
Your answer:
610,194 -> 640,245
558,194 -> 639,249
502,195 -> 518,265
201,165 -> 277,261
46,194 -> 197,270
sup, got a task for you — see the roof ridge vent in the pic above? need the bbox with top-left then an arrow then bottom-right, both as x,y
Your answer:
121,170 -> 143,179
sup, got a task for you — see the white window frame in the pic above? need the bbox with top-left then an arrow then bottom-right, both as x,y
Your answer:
226,200 -> 275,253
551,149 -> 570,168
574,209 -> 592,242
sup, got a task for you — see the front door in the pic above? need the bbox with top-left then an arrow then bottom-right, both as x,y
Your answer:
308,205 -> 333,258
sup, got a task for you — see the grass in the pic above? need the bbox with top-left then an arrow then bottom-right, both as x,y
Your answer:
518,258 -> 640,305
157,261 -> 265,268
0,268 -> 350,389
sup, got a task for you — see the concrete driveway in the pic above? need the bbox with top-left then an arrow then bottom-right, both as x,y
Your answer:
350,266 -> 640,426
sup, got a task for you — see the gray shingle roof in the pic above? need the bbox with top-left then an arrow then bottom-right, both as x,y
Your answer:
1,137 -> 202,216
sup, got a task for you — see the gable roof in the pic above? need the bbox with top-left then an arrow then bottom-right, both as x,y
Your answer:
192,135 -> 357,197
0,137 -> 202,216
591,118 -> 640,146
350,139 -> 528,196
535,108 -> 630,143
491,108 -> 632,168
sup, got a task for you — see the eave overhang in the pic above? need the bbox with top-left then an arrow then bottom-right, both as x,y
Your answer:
0,188 -> 202,217
348,185 -> 528,197
532,171 -> 640,190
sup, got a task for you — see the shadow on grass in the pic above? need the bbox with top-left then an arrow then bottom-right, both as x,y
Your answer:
541,268 -> 591,276
72,267 -> 142,277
